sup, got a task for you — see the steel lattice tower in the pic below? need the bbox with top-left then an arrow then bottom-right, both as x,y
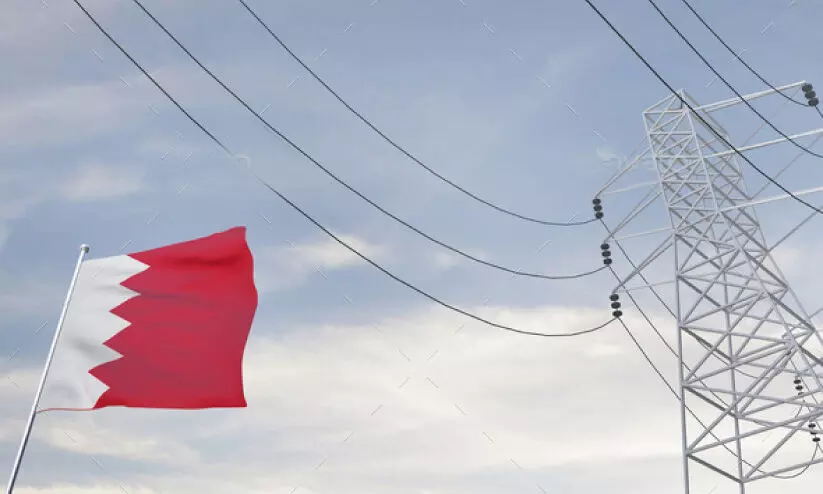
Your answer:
601,82 -> 823,493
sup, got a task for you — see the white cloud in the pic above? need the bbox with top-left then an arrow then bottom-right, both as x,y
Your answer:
0,417 -> 23,443
432,251 -> 460,270
203,304 -> 683,466
429,248 -> 489,272
292,235 -> 380,270
59,164 -> 145,202
0,82 -> 145,149
14,485 -> 158,494
3,303 -> 822,492
254,234 -> 385,293
1,1 -> 822,492
37,423 -> 199,466
0,164 -> 145,316
0,159 -> 148,255
0,0 -> 117,54
0,195 -> 41,252
0,370 -> 39,397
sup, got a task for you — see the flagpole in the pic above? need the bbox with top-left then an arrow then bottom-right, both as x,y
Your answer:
4,244 -> 89,494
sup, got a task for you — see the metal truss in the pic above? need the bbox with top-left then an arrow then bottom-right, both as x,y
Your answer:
600,82 -> 823,493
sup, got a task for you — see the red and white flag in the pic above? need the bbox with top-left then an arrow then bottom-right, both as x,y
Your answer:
40,226 -> 258,412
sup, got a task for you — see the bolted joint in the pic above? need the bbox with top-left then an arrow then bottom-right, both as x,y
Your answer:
609,294 -> 619,301
600,243 -> 610,250
610,301 -> 621,309
809,97 -> 820,107
603,258 -> 613,265
601,250 -> 612,257
595,211 -> 604,219
802,83 -> 813,93
592,198 -> 602,205
612,310 -> 623,318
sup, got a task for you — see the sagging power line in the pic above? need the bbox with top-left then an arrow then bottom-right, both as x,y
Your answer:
70,0 -> 618,338
583,0 -> 823,218
125,0 -> 608,282
234,0 -> 596,228
678,0 -> 820,112
645,0 -> 823,154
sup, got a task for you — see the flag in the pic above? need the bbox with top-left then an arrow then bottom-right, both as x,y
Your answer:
40,226 -> 258,412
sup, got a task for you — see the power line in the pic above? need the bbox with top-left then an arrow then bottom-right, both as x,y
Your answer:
677,0 -> 810,107
234,0 -> 595,228
600,217 -> 765,385
125,0 -> 605,282
645,0 -> 823,158
582,0 -> 823,218
69,0 -> 616,338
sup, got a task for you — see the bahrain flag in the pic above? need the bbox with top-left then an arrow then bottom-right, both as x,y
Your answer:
39,227 -> 258,412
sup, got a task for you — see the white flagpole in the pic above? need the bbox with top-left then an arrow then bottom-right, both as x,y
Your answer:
4,244 -> 89,494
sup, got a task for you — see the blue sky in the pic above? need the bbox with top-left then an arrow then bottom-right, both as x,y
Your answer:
2,0 -> 823,493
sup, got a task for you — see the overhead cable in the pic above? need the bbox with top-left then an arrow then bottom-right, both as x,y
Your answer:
678,0 -> 812,108
126,0 -> 606,281
233,0 -> 596,227
645,0 -> 823,158
70,0 -> 616,338
582,0 -> 823,217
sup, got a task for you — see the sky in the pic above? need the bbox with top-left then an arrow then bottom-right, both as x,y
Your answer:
2,0 -> 823,493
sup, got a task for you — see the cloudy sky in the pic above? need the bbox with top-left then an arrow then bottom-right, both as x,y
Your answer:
2,0 -> 823,493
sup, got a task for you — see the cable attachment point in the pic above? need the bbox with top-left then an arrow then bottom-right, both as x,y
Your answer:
794,375 -> 805,394
601,241 -> 612,265
803,83 -> 819,107
593,197 -> 604,219
609,293 -> 622,317
810,422 -> 820,442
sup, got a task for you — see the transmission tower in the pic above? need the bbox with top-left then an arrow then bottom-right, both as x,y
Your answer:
599,81 -> 823,493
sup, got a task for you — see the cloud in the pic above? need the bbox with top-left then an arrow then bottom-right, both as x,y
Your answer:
37,423 -> 199,466
432,251 -> 461,270
291,235 -> 380,270
0,162 -> 146,308
0,196 -> 41,252
0,272 -> 64,320
14,485 -> 158,494
58,164 -> 145,202
3,303 -> 822,493
0,158 -> 150,255
2,1 -> 822,492
254,234 -> 385,293
0,0 -> 117,56
0,417 -> 23,443
0,81 -> 146,149
194,304 -> 683,466
0,370 -> 40,397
